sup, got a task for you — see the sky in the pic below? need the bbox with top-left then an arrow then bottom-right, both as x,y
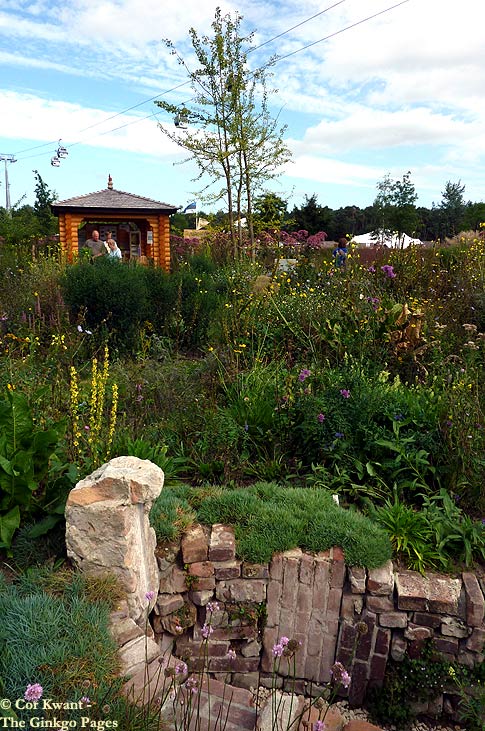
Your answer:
0,0 -> 484,214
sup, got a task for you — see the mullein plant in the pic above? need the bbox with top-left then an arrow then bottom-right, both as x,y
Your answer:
69,345 -> 118,470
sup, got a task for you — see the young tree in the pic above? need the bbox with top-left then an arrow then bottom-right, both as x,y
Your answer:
253,191 -> 289,232
155,8 -> 291,258
439,180 -> 466,237
374,171 -> 418,247
33,170 -> 57,237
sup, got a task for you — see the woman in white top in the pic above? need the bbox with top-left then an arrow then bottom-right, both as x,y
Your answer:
107,239 -> 122,260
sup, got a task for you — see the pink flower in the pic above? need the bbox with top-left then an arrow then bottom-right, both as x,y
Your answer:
313,722 -> 326,731
279,636 -> 290,646
272,643 -> 284,657
200,623 -> 213,639
227,649 -> 237,660
317,413 -> 325,422
340,389 -> 350,399
145,590 -> 155,602
24,684 -> 43,702
175,661 -> 188,675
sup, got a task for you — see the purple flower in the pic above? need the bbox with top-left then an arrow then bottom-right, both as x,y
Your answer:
272,643 -> 284,657
200,623 -> 213,639
317,413 -> 325,423
381,264 -> 396,278
175,661 -> 188,675
313,722 -> 326,731
80,697 -> 91,707
298,368 -> 311,382
24,684 -> 43,702
367,266 -> 376,273
331,661 -> 351,688
184,676 -> 198,694
227,649 -> 237,660
334,432 -> 344,439
279,636 -> 290,647
340,389 -> 350,399
145,590 -> 155,602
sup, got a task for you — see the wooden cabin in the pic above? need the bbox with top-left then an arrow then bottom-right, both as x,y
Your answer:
51,176 -> 178,270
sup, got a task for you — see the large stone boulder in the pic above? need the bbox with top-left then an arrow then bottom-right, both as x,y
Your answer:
65,456 -> 164,624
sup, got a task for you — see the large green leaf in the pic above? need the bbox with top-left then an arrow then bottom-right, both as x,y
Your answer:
0,506 -> 20,549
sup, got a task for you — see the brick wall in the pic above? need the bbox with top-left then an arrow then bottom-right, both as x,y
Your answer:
151,523 -> 485,712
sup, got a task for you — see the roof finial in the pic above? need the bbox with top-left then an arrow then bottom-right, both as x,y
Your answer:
108,174 -> 113,190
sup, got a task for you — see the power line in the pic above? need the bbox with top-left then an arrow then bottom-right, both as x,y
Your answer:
11,2 -> 349,160
12,0 -> 412,164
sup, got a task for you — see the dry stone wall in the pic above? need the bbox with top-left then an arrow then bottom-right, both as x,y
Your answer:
64,459 -> 484,717
154,524 -> 485,713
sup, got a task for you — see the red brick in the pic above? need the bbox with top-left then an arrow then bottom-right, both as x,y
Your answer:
299,553 -> 315,584
188,561 -> 214,578
181,524 -> 209,564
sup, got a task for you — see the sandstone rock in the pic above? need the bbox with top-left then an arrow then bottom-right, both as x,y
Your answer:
348,566 -> 367,594
209,523 -> 236,562
395,570 -> 461,614
65,456 -> 164,624
462,572 -> 485,626
181,524 -> 208,564
257,691 -> 305,731
118,634 -> 161,678
367,560 -> 394,595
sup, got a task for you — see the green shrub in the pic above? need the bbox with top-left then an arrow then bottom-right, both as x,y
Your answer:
152,482 -> 392,567
61,260 -> 150,352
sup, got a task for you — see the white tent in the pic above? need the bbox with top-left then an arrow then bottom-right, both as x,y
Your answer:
350,232 -> 422,249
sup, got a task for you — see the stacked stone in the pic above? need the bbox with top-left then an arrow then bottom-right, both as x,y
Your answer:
336,564 -> 485,713
261,547 -> 346,695
154,523 -> 268,688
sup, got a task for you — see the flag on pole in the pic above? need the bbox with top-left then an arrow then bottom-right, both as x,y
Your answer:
183,202 -> 196,213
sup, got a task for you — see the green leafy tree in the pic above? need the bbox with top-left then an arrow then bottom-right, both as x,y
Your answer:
374,171 -> 418,247
463,201 -> 485,231
33,169 -> 57,236
253,191 -> 290,233
155,8 -> 291,257
439,180 -> 466,237
290,194 -> 333,235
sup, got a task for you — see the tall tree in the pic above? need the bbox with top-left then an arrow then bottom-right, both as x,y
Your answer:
291,194 -> 333,235
439,180 -> 466,238
253,192 -> 289,232
33,170 -> 57,236
374,171 -> 418,247
155,8 -> 291,258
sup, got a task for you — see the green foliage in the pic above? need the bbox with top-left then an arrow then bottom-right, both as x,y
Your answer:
369,489 -> 485,571
61,259 -> 150,352
367,642 -> 450,728
150,488 -> 196,543
112,436 -> 189,484
151,482 -> 392,567
0,389 -> 64,549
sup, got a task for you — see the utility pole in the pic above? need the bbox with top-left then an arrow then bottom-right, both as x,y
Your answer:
0,154 -> 17,213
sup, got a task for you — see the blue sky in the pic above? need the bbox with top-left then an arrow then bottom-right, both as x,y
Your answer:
0,0 -> 484,214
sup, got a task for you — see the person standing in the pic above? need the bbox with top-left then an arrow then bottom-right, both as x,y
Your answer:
84,230 -> 105,259
107,238 -> 122,260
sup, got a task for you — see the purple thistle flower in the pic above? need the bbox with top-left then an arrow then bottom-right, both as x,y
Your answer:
317,413 -> 325,423
340,389 -> 350,399
145,590 -> 155,602
24,684 -> 43,702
